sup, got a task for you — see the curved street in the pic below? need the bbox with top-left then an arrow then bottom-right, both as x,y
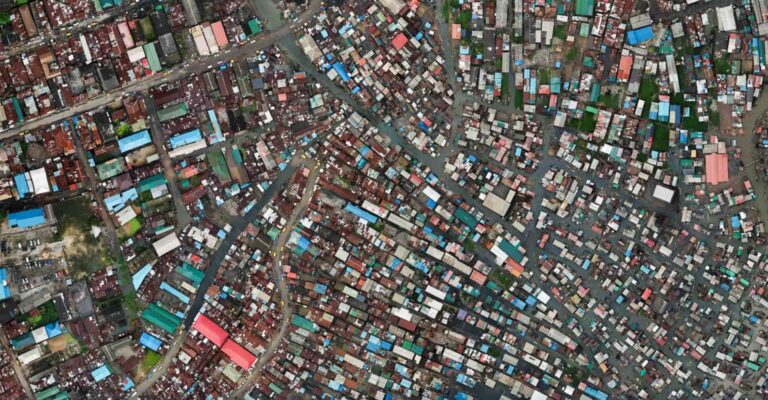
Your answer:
232,157 -> 319,399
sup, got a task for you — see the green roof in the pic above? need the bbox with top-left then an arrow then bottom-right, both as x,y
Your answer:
51,393 -> 70,400
157,102 -> 189,122
35,387 -> 61,400
574,0 -> 594,16
176,263 -> 204,287
454,208 -> 478,229
142,303 -> 181,334
247,19 -> 263,35
268,383 -> 284,394
138,174 -> 167,193
291,315 -> 319,333
143,43 -> 162,73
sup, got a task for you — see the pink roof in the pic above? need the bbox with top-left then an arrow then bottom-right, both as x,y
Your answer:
392,33 -> 408,50
221,339 -> 256,369
117,22 -> 134,49
451,24 -> 461,40
192,314 -> 229,347
211,21 -> 228,48
705,153 -> 729,185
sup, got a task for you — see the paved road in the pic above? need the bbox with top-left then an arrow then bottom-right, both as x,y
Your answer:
275,17 -> 627,392
0,0 -> 322,142
0,0 -> 155,60
128,331 -> 187,398
122,1 -> 321,395
129,162 -> 297,398
0,327 -> 33,400
232,157 -> 320,399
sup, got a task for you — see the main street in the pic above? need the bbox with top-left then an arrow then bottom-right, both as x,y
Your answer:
0,0 -> 156,61
0,326 -> 33,399
0,0 -> 322,142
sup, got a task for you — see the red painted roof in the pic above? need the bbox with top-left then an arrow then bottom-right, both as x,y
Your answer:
392,32 -> 408,50
211,21 -> 228,47
221,339 -> 256,369
192,314 -> 229,347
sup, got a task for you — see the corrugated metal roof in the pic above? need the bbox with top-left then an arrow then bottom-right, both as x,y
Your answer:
192,314 -> 229,347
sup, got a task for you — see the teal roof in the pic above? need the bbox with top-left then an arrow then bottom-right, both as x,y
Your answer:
499,239 -> 524,263
143,43 -> 162,72
574,0 -> 594,16
454,208 -> 478,229
138,174 -> 167,193
291,315 -> 319,333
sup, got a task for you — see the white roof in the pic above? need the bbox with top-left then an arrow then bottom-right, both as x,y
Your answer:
531,391 -> 549,400
153,232 -> 181,257
483,192 -> 511,216
377,0 -> 406,15
19,347 -> 42,365
127,46 -> 146,63
716,6 -> 737,32
115,206 -> 137,226
32,327 -> 48,343
30,167 -> 50,195
653,184 -> 675,203
168,140 -> 207,158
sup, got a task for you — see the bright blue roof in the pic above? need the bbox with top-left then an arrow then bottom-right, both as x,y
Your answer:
91,365 -> 112,382
627,26 -> 653,45
121,377 -> 135,392
169,129 -> 202,149
132,264 -> 153,291
160,282 -> 190,304
333,62 -> 350,82
14,174 -> 29,197
45,321 -> 63,338
8,208 -> 46,229
117,130 -> 152,154
104,188 -> 138,212
139,332 -> 163,351
344,203 -> 378,224
0,268 -> 9,300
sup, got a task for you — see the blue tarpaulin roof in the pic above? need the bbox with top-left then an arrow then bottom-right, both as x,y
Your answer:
627,26 -> 653,45
333,62 -> 350,82
208,110 -> 223,143
45,322 -> 63,338
8,208 -> 46,229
